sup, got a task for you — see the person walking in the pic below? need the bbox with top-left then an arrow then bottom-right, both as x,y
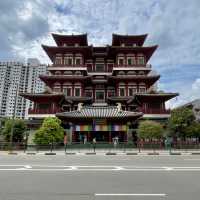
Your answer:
92,137 -> 96,152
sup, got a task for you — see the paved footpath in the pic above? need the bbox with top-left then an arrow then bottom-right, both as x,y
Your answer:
1,149 -> 200,156
0,154 -> 200,200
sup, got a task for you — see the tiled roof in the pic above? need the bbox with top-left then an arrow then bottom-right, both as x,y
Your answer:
56,106 -> 143,119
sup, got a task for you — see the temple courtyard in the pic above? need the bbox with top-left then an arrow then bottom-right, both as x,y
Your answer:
0,155 -> 199,200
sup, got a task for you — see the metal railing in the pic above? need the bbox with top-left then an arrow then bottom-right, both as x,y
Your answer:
0,140 -> 200,153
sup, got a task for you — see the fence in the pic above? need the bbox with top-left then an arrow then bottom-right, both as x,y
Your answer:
0,140 -> 200,153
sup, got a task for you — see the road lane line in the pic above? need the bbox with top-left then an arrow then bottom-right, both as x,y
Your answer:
95,193 -> 167,196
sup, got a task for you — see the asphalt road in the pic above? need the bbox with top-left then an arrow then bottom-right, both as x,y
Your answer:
0,155 -> 200,200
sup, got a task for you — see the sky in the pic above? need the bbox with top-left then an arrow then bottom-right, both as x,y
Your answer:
0,0 -> 200,108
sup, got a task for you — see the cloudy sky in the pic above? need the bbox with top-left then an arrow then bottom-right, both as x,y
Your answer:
0,0 -> 200,107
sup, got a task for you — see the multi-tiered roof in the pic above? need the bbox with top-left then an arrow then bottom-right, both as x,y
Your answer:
21,33 -> 178,120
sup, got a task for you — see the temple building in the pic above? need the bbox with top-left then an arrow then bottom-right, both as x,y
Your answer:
21,33 -> 178,143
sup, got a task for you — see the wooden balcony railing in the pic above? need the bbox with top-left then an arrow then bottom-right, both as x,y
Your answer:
28,108 -> 61,114
139,108 -> 171,114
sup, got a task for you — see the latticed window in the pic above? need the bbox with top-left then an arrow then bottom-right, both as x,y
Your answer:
96,90 -> 105,100
119,87 -> 125,96
137,56 -> 145,65
118,58 -> 124,66
74,87 -> 81,97
85,90 -> 93,97
127,58 -> 132,66
75,58 -> 81,65
64,57 -> 73,65
63,87 -> 72,96
95,64 -> 104,72
128,87 -> 137,96
55,57 -> 62,65
139,87 -> 146,93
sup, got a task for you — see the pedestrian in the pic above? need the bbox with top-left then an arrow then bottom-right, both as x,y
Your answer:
84,135 -> 87,144
64,133 -> 68,153
92,137 -> 96,152
113,137 -> 117,148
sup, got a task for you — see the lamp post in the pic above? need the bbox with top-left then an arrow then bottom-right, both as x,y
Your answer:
9,83 -> 19,154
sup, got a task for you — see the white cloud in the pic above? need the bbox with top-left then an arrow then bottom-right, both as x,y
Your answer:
0,0 -> 200,106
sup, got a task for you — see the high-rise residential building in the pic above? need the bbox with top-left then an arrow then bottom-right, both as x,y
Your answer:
0,59 -> 47,119
0,61 -> 29,119
26,59 -> 47,113
21,33 -> 178,143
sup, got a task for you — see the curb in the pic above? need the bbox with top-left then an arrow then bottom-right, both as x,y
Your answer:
26,152 -> 36,155
126,152 -> 138,155
45,152 -> 56,155
8,152 -> 18,155
170,152 -> 181,155
191,152 -> 200,155
106,152 -> 117,155
85,152 -> 96,155
65,152 -> 76,155
147,152 -> 159,155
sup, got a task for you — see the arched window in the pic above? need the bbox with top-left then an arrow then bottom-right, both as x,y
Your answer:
118,71 -> 125,76
64,71 -> 73,75
55,71 -> 61,75
75,71 -> 82,76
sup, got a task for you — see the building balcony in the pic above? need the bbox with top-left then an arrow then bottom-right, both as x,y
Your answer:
28,108 -> 61,115
139,108 -> 171,114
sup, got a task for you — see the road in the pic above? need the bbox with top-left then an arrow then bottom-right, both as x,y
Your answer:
0,155 -> 200,200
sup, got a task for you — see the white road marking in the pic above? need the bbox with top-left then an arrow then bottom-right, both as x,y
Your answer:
0,165 -> 199,171
184,159 -> 200,161
24,165 -> 32,169
95,193 -> 167,196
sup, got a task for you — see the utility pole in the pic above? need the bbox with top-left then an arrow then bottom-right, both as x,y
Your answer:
9,83 -> 19,154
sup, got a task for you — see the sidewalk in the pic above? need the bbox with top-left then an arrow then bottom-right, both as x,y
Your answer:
1,149 -> 200,156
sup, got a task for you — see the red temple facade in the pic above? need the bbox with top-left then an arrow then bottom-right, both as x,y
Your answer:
21,33 -> 178,143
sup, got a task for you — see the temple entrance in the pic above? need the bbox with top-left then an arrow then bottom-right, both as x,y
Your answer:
73,131 -> 127,143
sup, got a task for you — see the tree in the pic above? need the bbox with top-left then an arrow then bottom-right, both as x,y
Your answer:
185,122 -> 200,138
137,120 -> 164,140
167,107 -> 195,138
2,118 -> 27,142
33,117 -> 64,145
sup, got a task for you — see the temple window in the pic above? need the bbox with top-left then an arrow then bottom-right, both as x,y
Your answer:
95,90 -> 105,100
107,89 -> 115,97
138,71 -> 145,75
63,87 -> 72,96
55,71 -> 61,75
85,90 -> 93,97
53,82 -> 61,93
74,87 -> 81,97
119,87 -> 125,96
95,64 -> 104,72
55,57 -> 62,65
127,58 -> 132,66
137,55 -> 145,65
64,71 -> 73,75
118,58 -> 124,66
139,86 -> 146,93
75,58 -> 81,65
75,71 -> 82,76
64,57 -> 73,65
54,87 -> 61,93
128,87 -> 137,96
118,71 -> 125,76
